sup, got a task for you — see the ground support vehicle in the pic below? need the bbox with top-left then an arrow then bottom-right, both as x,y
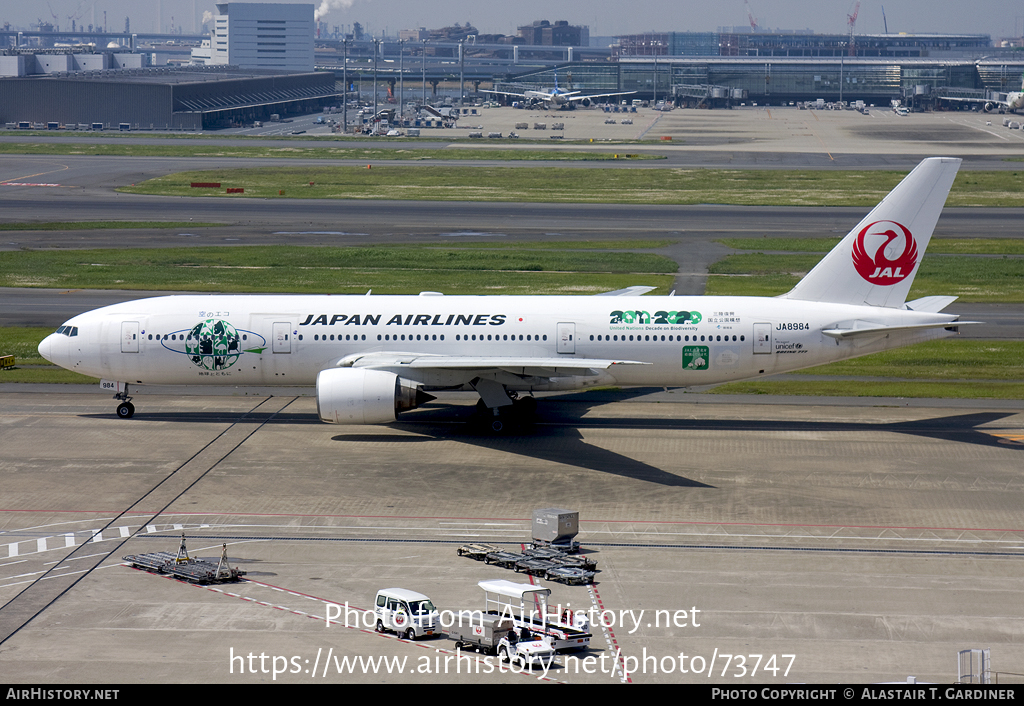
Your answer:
374,588 -> 440,640
123,535 -> 244,584
478,579 -> 591,652
456,543 -> 499,561
458,543 -> 597,584
446,612 -> 557,670
523,546 -> 597,571
513,558 -> 595,585
483,550 -> 525,569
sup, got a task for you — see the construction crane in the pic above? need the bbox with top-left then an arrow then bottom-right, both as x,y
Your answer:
847,1 -> 861,56
744,0 -> 759,31
67,0 -> 90,34
46,1 -> 59,31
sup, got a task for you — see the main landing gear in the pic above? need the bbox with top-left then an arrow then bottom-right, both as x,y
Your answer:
472,380 -> 537,433
114,384 -> 135,419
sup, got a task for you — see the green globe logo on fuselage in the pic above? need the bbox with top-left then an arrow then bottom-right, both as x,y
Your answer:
186,319 -> 242,370
156,319 -> 266,370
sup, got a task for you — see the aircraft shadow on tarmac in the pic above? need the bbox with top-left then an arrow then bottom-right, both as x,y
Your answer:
83,390 -> 1022,489
336,391 -> 1023,489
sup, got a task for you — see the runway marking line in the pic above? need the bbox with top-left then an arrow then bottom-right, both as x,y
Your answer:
6,509 -> 1024,536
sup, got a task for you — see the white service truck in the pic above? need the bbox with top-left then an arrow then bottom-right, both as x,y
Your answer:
373,588 -> 440,640
478,579 -> 591,652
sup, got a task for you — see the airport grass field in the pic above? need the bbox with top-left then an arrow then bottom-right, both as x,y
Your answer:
0,243 -> 677,294
117,166 -> 1024,206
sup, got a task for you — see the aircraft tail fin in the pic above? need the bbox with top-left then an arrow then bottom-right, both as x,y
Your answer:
782,157 -> 961,308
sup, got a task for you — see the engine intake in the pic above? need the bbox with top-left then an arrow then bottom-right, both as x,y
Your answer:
316,368 -> 435,424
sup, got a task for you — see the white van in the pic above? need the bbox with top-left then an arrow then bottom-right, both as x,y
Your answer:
373,588 -> 439,640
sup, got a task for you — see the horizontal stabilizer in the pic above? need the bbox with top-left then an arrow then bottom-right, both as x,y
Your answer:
596,286 -> 657,297
821,320 -> 980,340
904,295 -> 958,312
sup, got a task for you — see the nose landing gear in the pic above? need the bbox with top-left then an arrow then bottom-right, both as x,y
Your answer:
114,384 -> 135,419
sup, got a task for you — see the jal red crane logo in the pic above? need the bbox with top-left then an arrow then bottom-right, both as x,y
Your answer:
851,220 -> 918,285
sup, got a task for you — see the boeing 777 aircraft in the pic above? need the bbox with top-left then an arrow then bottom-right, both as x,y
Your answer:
942,74 -> 1024,114
38,158 -> 972,431
484,73 -> 635,110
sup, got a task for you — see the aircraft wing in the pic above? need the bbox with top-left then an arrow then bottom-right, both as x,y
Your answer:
338,351 -> 649,376
567,91 -> 636,103
405,356 -> 648,375
482,88 -> 550,100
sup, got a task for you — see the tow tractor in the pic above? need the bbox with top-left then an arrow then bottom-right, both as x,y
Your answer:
478,579 -> 591,652
446,613 -> 557,670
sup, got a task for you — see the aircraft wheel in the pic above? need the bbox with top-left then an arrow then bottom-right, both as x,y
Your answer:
490,419 -> 504,433
116,402 -> 135,419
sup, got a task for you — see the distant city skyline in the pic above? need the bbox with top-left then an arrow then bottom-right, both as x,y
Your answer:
5,0 -> 1023,42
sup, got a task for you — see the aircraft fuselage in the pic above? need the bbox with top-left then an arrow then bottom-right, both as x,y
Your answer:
39,294 -> 959,392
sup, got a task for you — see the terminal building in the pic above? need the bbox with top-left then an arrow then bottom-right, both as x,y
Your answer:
496,55 -> 1024,109
613,30 -> 994,58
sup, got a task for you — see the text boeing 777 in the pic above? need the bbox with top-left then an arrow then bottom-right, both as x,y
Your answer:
38,158 -> 973,430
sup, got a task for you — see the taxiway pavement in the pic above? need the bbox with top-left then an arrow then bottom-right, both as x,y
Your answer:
1,390 -> 1022,683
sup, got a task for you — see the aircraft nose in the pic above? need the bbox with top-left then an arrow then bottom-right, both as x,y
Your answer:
37,334 -> 56,363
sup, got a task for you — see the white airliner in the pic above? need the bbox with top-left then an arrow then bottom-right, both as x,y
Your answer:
944,74 -> 1024,114
982,72 -> 1024,113
38,157 -> 973,431
485,73 -> 635,110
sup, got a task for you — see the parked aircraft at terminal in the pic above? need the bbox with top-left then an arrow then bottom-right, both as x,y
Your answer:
942,74 -> 1024,113
484,73 -> 635,110
38,158 -> 973,431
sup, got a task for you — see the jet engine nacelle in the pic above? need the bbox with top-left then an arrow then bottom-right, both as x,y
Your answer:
316,368 -> 434,424
984,102 -> 996,113
579,97 -> 592,107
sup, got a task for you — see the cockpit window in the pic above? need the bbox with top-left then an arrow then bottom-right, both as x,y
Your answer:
54,326 -> 79,337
